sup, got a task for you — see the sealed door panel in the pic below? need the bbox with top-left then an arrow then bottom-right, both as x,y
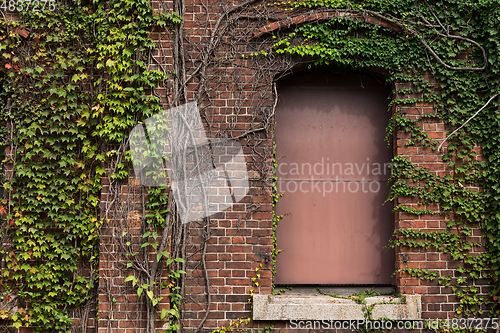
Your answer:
274,71 -> 395,285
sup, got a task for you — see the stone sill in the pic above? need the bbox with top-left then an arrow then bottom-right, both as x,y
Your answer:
253,294 -> 421,321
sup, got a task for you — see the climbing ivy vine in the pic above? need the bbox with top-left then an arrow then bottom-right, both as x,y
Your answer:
0,0 -> 179,330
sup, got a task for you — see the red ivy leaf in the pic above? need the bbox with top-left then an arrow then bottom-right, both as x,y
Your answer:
0,205 -> 6,216
9,220 -> 14,226
4,63 -> 12,69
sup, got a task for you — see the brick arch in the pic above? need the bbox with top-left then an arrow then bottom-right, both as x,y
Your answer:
253,9 -> 403,38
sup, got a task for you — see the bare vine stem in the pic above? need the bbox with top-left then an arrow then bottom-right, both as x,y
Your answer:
186,0 -> 261,86
364,9 -> 487,71
194,217 -> 211,333
438,93 -> 499,151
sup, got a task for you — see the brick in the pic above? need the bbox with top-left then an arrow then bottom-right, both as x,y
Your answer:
226,311 -> 247,319
421,261 -> 446,269
428,304 -> 440,311
232,253 -> 245,261
422,295 -> 447,303
226,278 -> 251,286
232,237 -> 245,244
231,270 -> 246,277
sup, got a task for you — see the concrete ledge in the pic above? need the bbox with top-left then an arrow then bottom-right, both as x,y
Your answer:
253,294 -> 421,321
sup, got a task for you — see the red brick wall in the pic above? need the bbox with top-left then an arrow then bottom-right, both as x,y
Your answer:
1,1 -> 493,331
93,0 -> 492,332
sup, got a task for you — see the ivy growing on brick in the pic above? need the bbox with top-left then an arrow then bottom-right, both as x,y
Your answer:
0,0 -> 179,330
